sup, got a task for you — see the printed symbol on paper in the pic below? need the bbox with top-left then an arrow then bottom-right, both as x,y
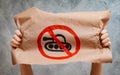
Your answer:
37,25 -> 80,59
43,34 -> 72,52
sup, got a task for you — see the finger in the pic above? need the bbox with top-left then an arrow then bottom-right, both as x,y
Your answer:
103,42 -> 111,47
15,30 -> 22,37
13,34 -> 21,42
100,29 -> 107,35
101,32 -> 108,40
11,38 -> 20,45
101,37 -> 110,44
10,41 -> 19,48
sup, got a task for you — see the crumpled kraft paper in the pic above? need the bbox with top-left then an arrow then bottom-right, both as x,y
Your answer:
11,7 -> 112,65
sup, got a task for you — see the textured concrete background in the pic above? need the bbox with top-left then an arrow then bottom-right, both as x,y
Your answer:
0,0 -> 120,75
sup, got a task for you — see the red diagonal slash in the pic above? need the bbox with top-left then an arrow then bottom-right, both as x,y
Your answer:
48,29 -> 73,56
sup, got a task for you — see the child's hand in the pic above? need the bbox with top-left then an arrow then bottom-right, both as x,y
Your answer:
10,30 -> 22,48
100,29 -> 111,47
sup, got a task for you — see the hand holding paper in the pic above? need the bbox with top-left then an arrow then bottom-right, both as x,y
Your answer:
10,29 -> 111,51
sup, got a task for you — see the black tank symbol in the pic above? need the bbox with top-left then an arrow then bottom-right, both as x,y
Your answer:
43,34 -> 72,52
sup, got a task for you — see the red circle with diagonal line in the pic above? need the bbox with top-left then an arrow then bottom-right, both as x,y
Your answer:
37,25 -> 80,60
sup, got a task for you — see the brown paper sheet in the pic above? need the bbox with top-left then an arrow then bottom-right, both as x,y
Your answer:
12,7 -> 112,65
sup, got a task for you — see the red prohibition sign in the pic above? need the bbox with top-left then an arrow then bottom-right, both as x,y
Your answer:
37,25 -> 80,60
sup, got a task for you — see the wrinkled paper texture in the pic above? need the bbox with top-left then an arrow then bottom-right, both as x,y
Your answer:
11,7 -> 112,65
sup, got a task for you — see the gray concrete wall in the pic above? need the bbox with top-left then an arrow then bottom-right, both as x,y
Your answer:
0,0 -> 120,75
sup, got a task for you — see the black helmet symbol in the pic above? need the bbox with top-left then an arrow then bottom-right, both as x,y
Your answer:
43,34 -> 72,52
